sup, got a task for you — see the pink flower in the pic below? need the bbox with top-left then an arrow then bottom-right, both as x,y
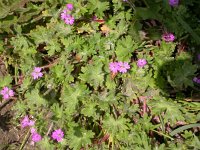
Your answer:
51,129 -> 64,142
31,132 -> 42,142
31,67 -> 43,80
21,116 -> 35,128
169,0 -> 179,6
66,3 -> 73,11
30,128 -> 42,144
118,62 -> 130,73
64,14 -> 75,25
0,87 -> 14,100
60,8 -> 75,25
61,9 -> 67,20
193,77 -> 200,84
137,59 -> 147,68
109,62 -> 130,73
109,62 -> 120,73
162,33 -> 175,42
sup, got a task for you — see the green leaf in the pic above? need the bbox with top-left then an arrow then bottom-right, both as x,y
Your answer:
168,61 -> 197,90
67,126 -> 94,150
38,137 -> 55,150
51,103 -> 63,119
81,101 -> 97,117
170,123 -> 200,136
11,35 -> 37,56
45,38 -> 61,56
102,115 -> 128,136
25,89 -> 47,107
0,75 -> 13,88
87,0 -> 109,17
150,98 -> 185,125
60,83 -> 90,115
20,77 -> 31,91
116,35 -> 137,61
29,26 -> 55,45
79,61 -> 105,89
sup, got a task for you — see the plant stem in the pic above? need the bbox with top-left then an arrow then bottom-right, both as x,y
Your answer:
19,128 -> 31,150
152,130 -> 174,140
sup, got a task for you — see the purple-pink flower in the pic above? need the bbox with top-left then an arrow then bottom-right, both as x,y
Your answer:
193,77 -> 200,84
118,62 -> 130,73
31,67 -> 43,80
64,14 -> 75,25
31,132 -> 42,142
162,33 -> 175,42
51,129 -> 64,142
61,9 -> 67,20
21,116 -> 35,128
61,10 -> 75,25
60,4 -> 75,25
109,62 -> 120,73
169,0 -> 179,6
66,3 -> 73,11
30,128 -> 42,144
137,59 -> 147,68
0,87 -> 14,100
109,62 -> 130,73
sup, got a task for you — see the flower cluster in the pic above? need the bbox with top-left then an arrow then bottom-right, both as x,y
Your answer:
169,0 -> 179,6
109,62 -> 130,73
193,77 -> 200,84
30,128 -> 42,144
162,33 -> 175,42
20,116 -> 64,144
137,59 -> 147,68
61,3 -> 74,25
21,116 -> 41,144
21,116 -> 35,128
31,67 -> 43,80
0,87 -> 14,100
51,129 -> 64,142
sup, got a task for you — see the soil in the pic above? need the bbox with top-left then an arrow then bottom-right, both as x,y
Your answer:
0,99 -> 22,149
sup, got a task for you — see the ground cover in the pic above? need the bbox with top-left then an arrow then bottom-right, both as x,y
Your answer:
0,0 -> 200,149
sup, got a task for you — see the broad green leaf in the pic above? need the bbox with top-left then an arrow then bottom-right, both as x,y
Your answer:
0,75 -> 12,88
29,26 -> 55,45
87,0 -> 109,17
60,83 -> 90,115
102,115 -> 128,136
150,98 -> 185,125
67,126 -> 94,150
25,89 -> 47,107
116,35 -> 137,61
79,61 -> 105,89
45,38 -> 61,56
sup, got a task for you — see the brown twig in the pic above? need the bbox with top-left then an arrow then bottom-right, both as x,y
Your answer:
40,58 -> 60,69
46,122 -> 54,136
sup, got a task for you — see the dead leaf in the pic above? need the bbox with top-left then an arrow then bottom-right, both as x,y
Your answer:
100,24 -> 111,34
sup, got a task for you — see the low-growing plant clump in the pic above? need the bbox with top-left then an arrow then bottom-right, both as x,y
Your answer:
0,0 -> 200,149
